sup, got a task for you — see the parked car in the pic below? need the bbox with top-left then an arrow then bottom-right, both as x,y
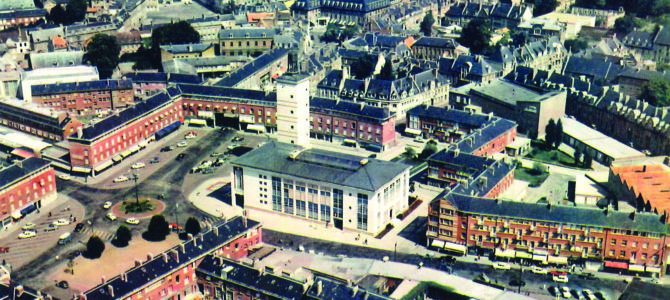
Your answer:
184,133 -> 197,139
553,275 -> 569,283
113,175 -> 129,183
550,270 -> 568,276
176,153 -> 186,161
200,160 -> 212,168
22,223 -> 36,230
232,136 -> 244,142
44,224 -> 58,232
125,218 -> 140,225
531,266 -> 548,274
57,174 -> 71,180
53,218 -> 70,226
492,262 -> 511,270
18,231 -> 36,239
0,247 -> 9,253
74,223 -> 85,232
202,167 -> 215,174
560,286 -> 571,298
577,272 -> 597,280
106,213 -> 117,221
150,157 -> 160,164
131,162 -> 146,169
177,141 -> 188,147
56,280 -> 69,289
103,201 -> 112,209
160,146 -> 174,152
169,223 -> 182,232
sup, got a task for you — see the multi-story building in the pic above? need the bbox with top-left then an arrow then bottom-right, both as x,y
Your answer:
122,72 -> 202,97
63,22 -> 116,50
517,18 -> 566,42
608,160 -> 670,219
112,31 -> 142,54
0,99 -> 83,142
492,37 -> 567,76
444,1 -> 532,29
428,189 -> 669,276
79,216 -> 262,300
615,69 -> 670,99
438,55 -> 503,86
411,37 -> 466,60
31,79 -> 135,115
19,66 -> 100,102
214,48 -> 289,90
231,141 -> 410,235
0,0 -> 46,30
160,43 -> 216,62
218,28 -> 276,57
0,157 -> 56,229
291,0 -> 392,26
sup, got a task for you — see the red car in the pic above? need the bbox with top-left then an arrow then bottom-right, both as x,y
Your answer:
550,270 -> 567,276
169,223 -> 183,232
0,247 -> 9,253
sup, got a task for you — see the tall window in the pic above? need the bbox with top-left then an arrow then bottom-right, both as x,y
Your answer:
333,189 -> 343,219
308,202 -> 319,220
357,193 -> 368,231
296,200 -> 306,217
271,177 -> 282,212
320,204 -> 331,222
283,188 -> 294,215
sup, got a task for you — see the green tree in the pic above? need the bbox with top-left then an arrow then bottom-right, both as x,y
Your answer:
419,140 -> 438,160
185,217 -> 201,236
143,214 -> 170,241
321,23 -> 340,43
532,0 -> 559,16
150,21 -> 200,69
66,0 -> 88,24
614,15 -> 644,35
545,119 -> 556,149
553,119 -> 563,149
351,54 -> 377,79
564,39 -> 589,53
47,4 -> 66,25
85,235 -> 105,259
112,225 -> 132,247
341,25 -> 360,40
378,58 -> 394,80
639,77 -> 670,107
405,145 -> 418,159
509,30 -> 528,47
458,19 -> 492,55
574,148 -> 583,165
531,162 -> 548,174
420,11 -> 435,37
84,34 -> 120,79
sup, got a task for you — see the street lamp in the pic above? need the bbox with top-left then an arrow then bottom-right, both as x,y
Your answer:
394,242 -> 397,261
175,203 -> 180,233
132,171 -> 140,204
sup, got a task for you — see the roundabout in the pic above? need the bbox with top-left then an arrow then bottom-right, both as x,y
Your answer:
110,198 -> 166,219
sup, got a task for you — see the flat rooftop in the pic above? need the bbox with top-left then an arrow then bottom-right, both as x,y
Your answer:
470,80 -> 542,106
561,117 -> 644,161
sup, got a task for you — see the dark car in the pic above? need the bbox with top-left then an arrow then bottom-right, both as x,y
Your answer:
74,223 -> 85,232
578,272 -> 597,280
232,136 -> 244,142
176,153 -> 186,161
160,146 -> 173,152
150,157 -> 160,164
56,280 -> 69,289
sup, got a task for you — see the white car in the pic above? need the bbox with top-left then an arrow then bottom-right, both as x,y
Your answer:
582,289 -> 597,300
53,218 -> 70,226
57,174 -> 71,180
18,231 -> 36,239
103,201 -> 113,209
531,266 -> 548,274
125,218 -> 140,225
131,162 -> 146,169
113,175 -> 129,183
106,213 -> 117,221
177,141 -> 188,147
560,286 -> 571,298
184,134 -> 197,139
21,223 -> 36,230
492,262 -> 511,270
553,275 -> 569,283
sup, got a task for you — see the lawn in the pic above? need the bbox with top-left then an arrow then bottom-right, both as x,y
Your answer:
514,167 -> 549,187
524,142 -> 587,169
391,153 -> 425,167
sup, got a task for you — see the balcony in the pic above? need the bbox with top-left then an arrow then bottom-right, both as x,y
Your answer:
477,219 -> 483,225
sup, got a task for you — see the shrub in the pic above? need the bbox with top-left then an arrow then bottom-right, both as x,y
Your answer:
112,225 -> 131,247
185,217 -> 201,236
84,235 -> 105,259
142,214 -> 170,242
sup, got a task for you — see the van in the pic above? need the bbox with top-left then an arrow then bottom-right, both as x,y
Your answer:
58,232 -> 71,245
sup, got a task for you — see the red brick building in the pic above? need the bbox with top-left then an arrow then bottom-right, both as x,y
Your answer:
31,80 -> 135,115
80,216 -> 262,300
0,100 -> 83,142
0,158 -> 56,229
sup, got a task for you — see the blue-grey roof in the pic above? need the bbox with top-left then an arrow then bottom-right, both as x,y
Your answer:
0,101 -> 71,135
123,72 -> 202,85
310,97 -> 392,124
214,48 -> 288,87
70,92 -> 173,142
563,56 -> 626,83
160,43 -> 213,54
232,142 -> 409,192
317,70 -> 343,90
218,28 -> 277,39
305,276 -> 392,300
407,106 -> 491,129
413,37 -> 459,48
0,158 -> 51,191
292,0 -> 390,13
455,118 -> 517,153
196,255 -> 305,299
176,84 -> 276,104
428,149 -> 496,178
83,217 -> 261,300
31,79 -> 133,96
0,282 -> 44,300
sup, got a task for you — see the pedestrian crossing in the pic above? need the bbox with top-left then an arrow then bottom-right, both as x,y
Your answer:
80,227 -> 114,241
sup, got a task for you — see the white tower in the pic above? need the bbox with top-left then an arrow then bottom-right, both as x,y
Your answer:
276,74 -> 311,147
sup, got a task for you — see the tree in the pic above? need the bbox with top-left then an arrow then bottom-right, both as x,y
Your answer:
85,235 -> 105,259
321,23 -> 340,43
112,225 -> 132,247
65,0 -> 88,25
509,30 -> 528,47
574,148 -> 583,165
544,119 -> 556,149
458,19 -> 492,55
351,54 -> 377,79
341,25 -> 360,40
420,11 -> 435,37
378,58 -> 394,80
564,39 -> 589,53
419,140 -> 438,160
143,214 -> 170,241
84,34 -> 120,79
531,162 -> 548,174
639,77 -> 670,107
532,0 -> 559,17
185,217 -> 201,236
553,119 -> 563,149
47,4 -> 66,25
405,145 -> 418,159
150,21 -> 200,69
614,15 -> 644,35
582,151 -> 593,168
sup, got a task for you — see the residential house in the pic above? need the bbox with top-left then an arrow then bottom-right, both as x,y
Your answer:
218,28 -> 276,57
411,37 -> 467,60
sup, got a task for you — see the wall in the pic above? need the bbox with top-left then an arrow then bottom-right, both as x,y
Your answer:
0,166 -> 56,221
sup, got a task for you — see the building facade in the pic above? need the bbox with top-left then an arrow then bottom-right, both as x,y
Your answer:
31,79 -> 135,115
218,28 -> 276,57
291,0 -> 392,26
0,100 -> 83,142
0,157 -> 56,229
411,37 -> 464,60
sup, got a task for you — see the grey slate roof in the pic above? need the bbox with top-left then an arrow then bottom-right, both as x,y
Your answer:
123,72 -> 202,85
30,51 -> 83,69
306,276 -> 392,300
407,106 -> 491,128
232,141 -> 409,192
160,43 -> 213,55
413,37 -> 459,48
214,48 -> 289,87
176,84 -> 276,104
218,28 -> 277,39
455,118 -> 517,153
31,79 -> 133,96
0,282 -> 44,300
0,157 -> 51,191
310,97 -> 392,124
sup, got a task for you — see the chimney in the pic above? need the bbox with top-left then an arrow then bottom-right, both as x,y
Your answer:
643,165 -> 647,172
317,280 -> 323,296
243,216 -> 248,227
190,234 -> 197,246
120,272 -> 127,282
77,127 -> 83,138
453,148 -> 460,157
352,285 -> 359,297
15,285 -> 24,297
170,249 -> 180,263
213,226 -> 219,236
101,276 -> 106,284
162,252 -> 168,263
146,253 -> 153,261
107,285 -> 114,298
179,243 -> 186,253
134,259 -> 142,267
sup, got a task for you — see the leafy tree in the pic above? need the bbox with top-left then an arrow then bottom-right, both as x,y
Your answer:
531,162 -> 548,174
85,235 -> 105,259
564,39 -> 589,53
614,15 -> 644,35
420,11 -> 435,37
405,145 -> 418,159
545,119 -> 556,149
378,58 -> 394,80
321,23 -> 340,43
66,0 -> 88,24
582,151 -> 593,168
47,4 -> 66,25
419,140 -> 438,160
351,54 -> 377,79
458,19 -> 492,55
150,21 -> 200,69
112,225 -> 132,247
33,0 -> 44,8
553,119 -> 563,149
185,217 -> 201,236
84,34 -> 120,79
143,214 -> 170,241
574,148 -> 583,165
509,30 -> 528,47
639,77 -> 670,107
341,25 -> 360,40
532,0 -> 559,16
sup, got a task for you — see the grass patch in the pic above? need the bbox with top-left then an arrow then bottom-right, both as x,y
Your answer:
391,153 -> 425,167
514,167 -> 549,187
525,142 -> 588,169
122,199 -> 156,214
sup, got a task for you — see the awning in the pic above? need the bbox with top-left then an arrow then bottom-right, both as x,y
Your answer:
646,266 -> 662,273
49,160 -> 70,170
11,148 -> 35,158
120,150 -> 132,158
404,127 -> 422,135
532,254 -> 547,261
605,261 -> 629,269
138,141 -> 148,148
629,264 -> 645,272
431,239 -> 446,248
127,145 -> 140,153
94,160 -> 114,172
189,119 -> 207,126
71,166 -> 91,173
112,155 -> 123,162
548,256 -> 568,265
515,251 -> 532,259
443,241 -> 467,254
246,124 -> 266,133
495,249 -> 515,258
11,211 -> 22,219
344,139 -> 357,145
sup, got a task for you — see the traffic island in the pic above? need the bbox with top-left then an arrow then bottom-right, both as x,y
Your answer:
111,198 -> 165,219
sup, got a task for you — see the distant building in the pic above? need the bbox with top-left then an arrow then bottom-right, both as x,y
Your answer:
19,66 -> 100,102
214,48 -> 289,90
63,22 -> 116,50
0,99 -> 83,142
112,31 -> 142,54
616,69 -> 670,99
160,43 -> 216,62
444,1 -> 532,29
0,0 -> 46,30
218,28 -> 276,57
561,117 -> 645,166
517,18 -> 566,42
0,157 -> 56,229
31,79 -> 135,115
291,0 -> 392,26
438,55 -> 503,86
411,37 -> 467,60
123,72 -> 202,97
29,51 -> 84,69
